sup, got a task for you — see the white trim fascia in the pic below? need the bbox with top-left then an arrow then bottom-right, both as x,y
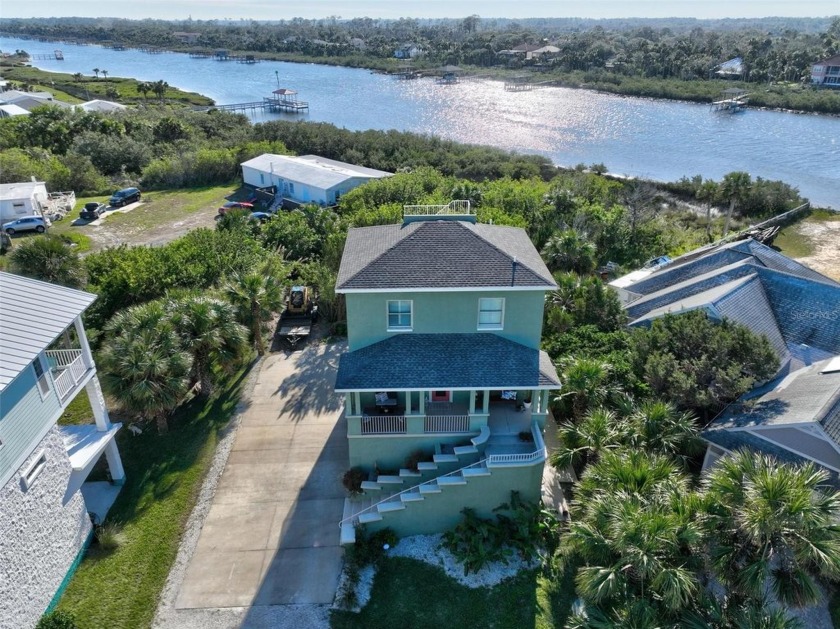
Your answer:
745,429 -> 840,473
813,423 -> 840,460
726,420 -> 820,433
337,285 -> 554,294
335,385 -> 558,393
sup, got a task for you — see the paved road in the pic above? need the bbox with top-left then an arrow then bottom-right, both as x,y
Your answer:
173,342 -> 347,618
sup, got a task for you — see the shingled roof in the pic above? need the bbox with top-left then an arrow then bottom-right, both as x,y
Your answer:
335,333 -> 560,391
336,220 -> 555,291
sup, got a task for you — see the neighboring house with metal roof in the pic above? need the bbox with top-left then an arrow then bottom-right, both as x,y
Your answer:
335,205 -> 559,544
703,358 -> 840,485
610,238 -> 840,479
0,272 -> 125,628
0,103 -> 30,118
77,99 -> 127,113
240,154 -> 391,206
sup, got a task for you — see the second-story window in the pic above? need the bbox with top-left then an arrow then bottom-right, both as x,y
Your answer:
478,298 -> 505,330
387,300 -> 413,331
32,354 -> 51,398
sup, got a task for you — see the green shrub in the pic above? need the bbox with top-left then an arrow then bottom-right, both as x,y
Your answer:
342,467 -> 365,496
36,611 -> 77,629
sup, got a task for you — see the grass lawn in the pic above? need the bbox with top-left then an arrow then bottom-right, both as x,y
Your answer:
330,557 -> 576,629
48,184 -> 240,250
54,363 -> 253,629
773,226 -> 815,258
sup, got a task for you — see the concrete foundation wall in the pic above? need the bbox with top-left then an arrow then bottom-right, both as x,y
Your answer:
365,463 -> 543,537
349,433 -> 478,471
0,426 -> 92,629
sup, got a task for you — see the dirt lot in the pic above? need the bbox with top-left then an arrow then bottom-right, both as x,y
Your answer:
50,185 -> 242,252
775,210 -> 840,281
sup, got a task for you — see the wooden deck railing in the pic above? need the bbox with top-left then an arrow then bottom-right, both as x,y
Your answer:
46,349 -> 88,402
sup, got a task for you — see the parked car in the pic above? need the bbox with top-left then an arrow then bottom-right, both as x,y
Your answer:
79,202 -> 107,221
3,216 -> 51,235
217,201 -> 254,215
250,211 -> 273,223
108,187 -> 141,208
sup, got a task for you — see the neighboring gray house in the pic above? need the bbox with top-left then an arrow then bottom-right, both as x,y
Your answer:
240,154 -> 391,206
0,272 -> 125,628
703,358 -> 840,482
610,238 -> 840,478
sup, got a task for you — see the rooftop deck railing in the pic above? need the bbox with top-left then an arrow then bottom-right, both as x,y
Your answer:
403,200 -> 472,217
47,349 -> 88,403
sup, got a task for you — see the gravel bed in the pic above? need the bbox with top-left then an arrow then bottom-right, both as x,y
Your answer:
333,564 -> 376,613
389,534 -> 540,588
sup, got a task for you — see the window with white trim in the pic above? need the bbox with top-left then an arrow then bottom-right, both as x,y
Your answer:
32,355 -> 50,398
478,298 -> 505,329
387,300 -> 413,331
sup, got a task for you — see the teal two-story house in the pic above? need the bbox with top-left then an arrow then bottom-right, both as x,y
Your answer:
335,206 -> 560,543
0,272 -> 125,628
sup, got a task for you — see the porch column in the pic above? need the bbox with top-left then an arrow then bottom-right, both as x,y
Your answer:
345,393 -> 353,416
541,390 -> 550,414
469,390 -> 476,414
419,391 -> 425,415
73,315 -> 94,369
354,392 -> 361,415
85,375 -> 112,432
482,389 -> 490,414
104,441 -> 126,485
406,391 -> 413,415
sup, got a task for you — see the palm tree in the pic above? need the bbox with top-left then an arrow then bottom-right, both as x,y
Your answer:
98,302 -> 192,433
136,81 -> 152,99
101,69 -> 108,79
72,72 -> 83,82
553,357 -> 619,421
152,79 -> 169,102
92,67 -> 100,78
541,229 -> 597,275
563,451 -> 703,622
168,296 -> 248,397
224,268 -> 285,355
552,406 -> 621,472
720,171 -> 752,237
625,400 -> 703,467
8,235 -> 86,288
702,451 -> 840,606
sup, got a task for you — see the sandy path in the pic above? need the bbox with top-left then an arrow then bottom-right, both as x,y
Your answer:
794,219 -> 840,281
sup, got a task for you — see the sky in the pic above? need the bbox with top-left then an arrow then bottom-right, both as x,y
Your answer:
3,0 -> 838,21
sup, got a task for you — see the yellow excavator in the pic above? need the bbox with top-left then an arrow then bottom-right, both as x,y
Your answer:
277,286 -> 318,348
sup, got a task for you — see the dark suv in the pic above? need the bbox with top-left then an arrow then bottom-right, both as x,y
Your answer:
108,187 -> 141,207
79,202 -> 107,220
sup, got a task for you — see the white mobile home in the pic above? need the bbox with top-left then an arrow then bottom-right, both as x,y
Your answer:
0,182 -> 48,222
240,154 -> 391,206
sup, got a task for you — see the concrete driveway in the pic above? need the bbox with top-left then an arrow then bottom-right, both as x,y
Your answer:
173,341 -> 347,616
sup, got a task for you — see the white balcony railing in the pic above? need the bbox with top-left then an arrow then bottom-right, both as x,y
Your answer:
424,415 -> 471,433
361,415 -> 407,435
487,422 -> 547,467
46,349 -> 88,403
403,200 -> 472,217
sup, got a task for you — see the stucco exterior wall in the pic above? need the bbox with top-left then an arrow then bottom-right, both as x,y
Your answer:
365,462 -> 543,537
346,290 -> 546,351
349,433 -> 479,471
0,426 -> 91,629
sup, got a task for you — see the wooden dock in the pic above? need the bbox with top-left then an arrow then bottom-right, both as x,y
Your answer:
30,50 -> 63,61
199,97 -> 309,114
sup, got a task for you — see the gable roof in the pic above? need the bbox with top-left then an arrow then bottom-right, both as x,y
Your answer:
0,181 -> 46,201
336,220 -> 555,292
240,154 -> 391,190
335,333 -> 560,391
0,272 -> 97,392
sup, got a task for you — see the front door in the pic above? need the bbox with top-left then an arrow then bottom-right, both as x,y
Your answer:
431,390 -> 451,402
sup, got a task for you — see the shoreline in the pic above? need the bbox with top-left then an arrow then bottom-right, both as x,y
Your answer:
4,32 -> 840,117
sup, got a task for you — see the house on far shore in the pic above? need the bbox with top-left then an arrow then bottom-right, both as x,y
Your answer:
811,54 -> 840,88
334,202 -> 560,544
0,272 -> 126,628
172,31 -> 201,44
394,43 -> 423,59
240,154 -> 391,207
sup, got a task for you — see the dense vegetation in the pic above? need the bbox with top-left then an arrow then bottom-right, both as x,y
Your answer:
4,15 -> 840,112
2,98 -> 832,627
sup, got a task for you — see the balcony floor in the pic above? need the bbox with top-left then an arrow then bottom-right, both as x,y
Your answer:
488,401 -> 532,435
